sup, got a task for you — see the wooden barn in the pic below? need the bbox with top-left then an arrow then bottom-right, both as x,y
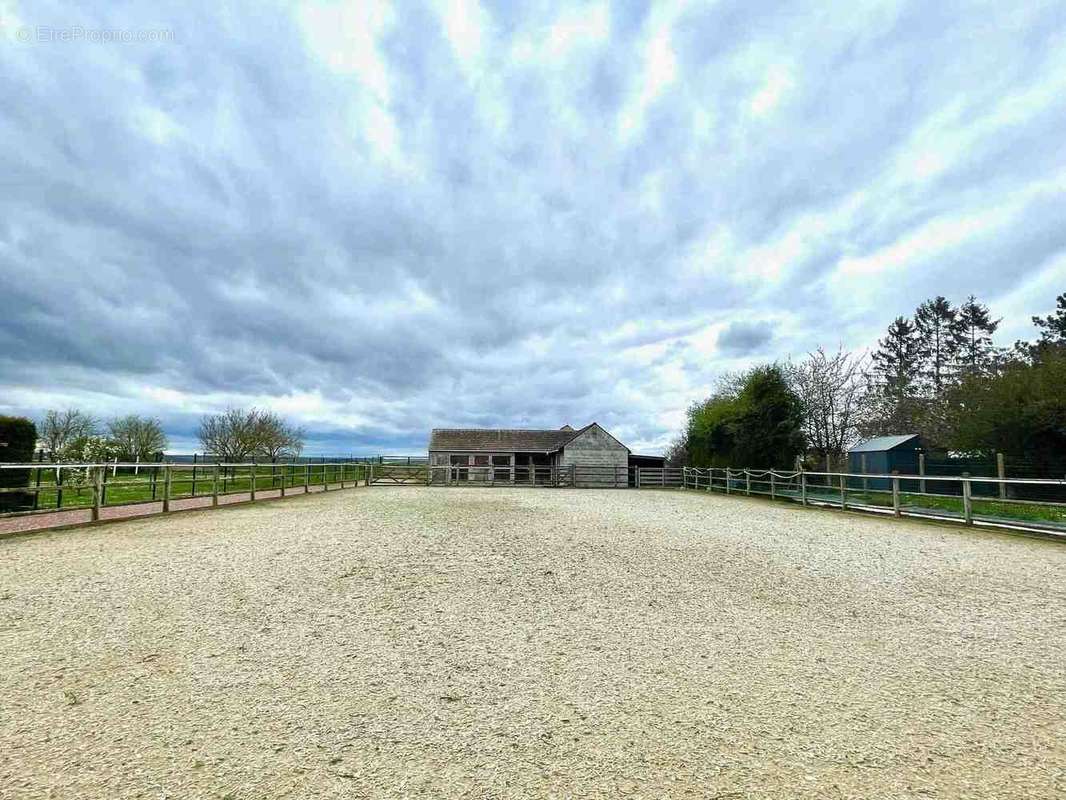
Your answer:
428,423 -> 635,487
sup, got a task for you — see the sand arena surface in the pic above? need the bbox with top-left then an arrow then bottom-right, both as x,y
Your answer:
1,486 -> 1064,799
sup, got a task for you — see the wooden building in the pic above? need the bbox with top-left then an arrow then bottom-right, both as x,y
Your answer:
428,423 -> 633,487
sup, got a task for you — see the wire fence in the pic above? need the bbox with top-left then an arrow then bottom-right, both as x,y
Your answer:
682,467 -> 1066,536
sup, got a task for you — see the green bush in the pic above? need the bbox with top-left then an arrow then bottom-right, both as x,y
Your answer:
0,416 -> 38,512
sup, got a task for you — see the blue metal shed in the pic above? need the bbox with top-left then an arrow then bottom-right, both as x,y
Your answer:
848,434 -> 923,490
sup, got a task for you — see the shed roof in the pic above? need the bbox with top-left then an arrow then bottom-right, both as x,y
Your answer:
430,425 -> 588,453
849,434 -> 921,453
429,423 -> 626,454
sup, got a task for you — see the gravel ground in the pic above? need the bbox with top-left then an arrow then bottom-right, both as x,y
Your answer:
1,487 -> 1065,799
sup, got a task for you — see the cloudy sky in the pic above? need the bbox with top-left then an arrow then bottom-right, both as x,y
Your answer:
1,1 -> 1064,454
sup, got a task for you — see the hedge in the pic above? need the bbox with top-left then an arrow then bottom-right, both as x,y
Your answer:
0,416 -> 37,512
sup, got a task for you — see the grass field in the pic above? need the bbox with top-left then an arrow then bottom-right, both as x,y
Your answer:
2,487 -> 1064,798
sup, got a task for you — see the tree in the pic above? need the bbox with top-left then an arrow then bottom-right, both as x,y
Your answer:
198,408 -> 266,462
1032,291 -> 1066,346
914,296 -> 964,396
946,348 -> 1066,466
664,434 -> 689,468
107,415 -> 168,461
682,365 -> 805,468
957,295 -> 1001,375
254,412 -> 305,461
730,365 -> 806,468
198,408 -> 305,462
864,317 -> 926,436
787,347 -> 869,465
39,408 -> 98,460
684,392 -> 741,468
871,317 -> 922,400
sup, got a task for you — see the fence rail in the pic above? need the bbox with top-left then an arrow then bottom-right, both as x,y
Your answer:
682,467 -> 1066,536
0,461 -> 370,524
424,464 -> 684,488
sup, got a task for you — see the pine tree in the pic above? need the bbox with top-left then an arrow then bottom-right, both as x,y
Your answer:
1033,292 -> 1066,345
957,295 -> 1000,374
871,316 -> 922,400
914,296 -> 964,396
865,316 -> 926,436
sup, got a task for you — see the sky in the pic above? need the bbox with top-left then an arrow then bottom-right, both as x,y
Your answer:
1,1 -> 1065,455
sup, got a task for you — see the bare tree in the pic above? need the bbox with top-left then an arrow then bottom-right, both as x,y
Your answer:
664,434 -> 689,468
254,411 -> 305,461
39,408 -> 99,460
788,347 -> 869,467
198,408 -> 266,462
108,415 -> 168,461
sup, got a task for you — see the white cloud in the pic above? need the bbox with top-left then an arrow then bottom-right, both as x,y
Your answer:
1,0 -> 1065,455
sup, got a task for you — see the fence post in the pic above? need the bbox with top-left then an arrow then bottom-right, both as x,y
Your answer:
323,463 -> 329,492
919,452 -> 927,495
746,470 -> 751,496
162,464 -> 171,513
800,471 -> 807,506
340,463 -> 346,490
725,468 -> 731,495
367,464 -> 373,487
250,462 -> 257,502
100,462 -> 109,507
892,472 -> 900,517
962,473 -> 973,525
212,464 -> 219,506
860,453 -> 868,494
770,471 -> 776,500
635,467 -> 641,489
996,452 -> 1006,500
839,473 -> 847,510
92,466 -> 103,521
305,463 -> 311,493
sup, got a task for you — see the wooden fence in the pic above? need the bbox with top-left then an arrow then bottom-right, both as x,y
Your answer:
424,464 -> 684,488
682,467 -> 1066,536
0,461 -> 369,526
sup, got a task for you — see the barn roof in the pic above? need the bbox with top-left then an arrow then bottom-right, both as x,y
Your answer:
849,434 -> 922,453
429,423 -> 622,453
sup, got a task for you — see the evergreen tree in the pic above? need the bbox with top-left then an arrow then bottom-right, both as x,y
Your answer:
1032,292 -> 1066,345
914,296 -> 964,396
957,295 -> 1000,374
871,317 -> 921,400
864,316 -> 925,437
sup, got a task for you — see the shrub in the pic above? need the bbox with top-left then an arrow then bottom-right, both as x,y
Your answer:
0,416 -> 38,512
